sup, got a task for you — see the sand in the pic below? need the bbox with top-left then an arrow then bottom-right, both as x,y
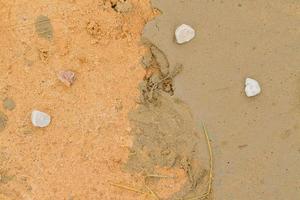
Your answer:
0,0 -> 156,199
0,0 -> 299,199
143,0 -> 300,199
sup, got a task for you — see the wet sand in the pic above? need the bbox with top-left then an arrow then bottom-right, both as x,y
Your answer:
143,0 -> 300,199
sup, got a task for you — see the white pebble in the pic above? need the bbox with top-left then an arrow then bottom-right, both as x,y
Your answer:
31,110 -> 51,128
245,78 -> 261,97
175,24 -> 195,44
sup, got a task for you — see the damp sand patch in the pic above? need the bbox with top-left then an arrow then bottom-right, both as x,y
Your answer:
125,93 -> 211,199
124,2 -> 212,198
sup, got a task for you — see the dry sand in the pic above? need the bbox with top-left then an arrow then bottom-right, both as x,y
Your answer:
0,0 -> 299,200
0,0 -> 157,199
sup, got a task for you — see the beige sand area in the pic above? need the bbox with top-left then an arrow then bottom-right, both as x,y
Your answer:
143,0 -> 300,199
0,0 -> 299,200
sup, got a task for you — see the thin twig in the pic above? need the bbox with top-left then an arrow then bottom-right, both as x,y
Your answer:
144,184 -> 160,200
110,182 -> 145,194
146,174 -> 176,179
184,123 -> 213,200
202,123 -> 213,197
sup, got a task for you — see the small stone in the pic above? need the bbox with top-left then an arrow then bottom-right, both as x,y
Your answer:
35,15 -> 53,40
245,78 -> 261,97
31,110 -> 51,128
175,24 -> 195,44
3,98 -> 15,111
58,70 -> 76,87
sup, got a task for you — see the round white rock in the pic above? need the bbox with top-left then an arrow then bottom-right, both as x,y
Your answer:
245,78 -> 261,97
175,24 -> 195,44
31,110 -> 51,128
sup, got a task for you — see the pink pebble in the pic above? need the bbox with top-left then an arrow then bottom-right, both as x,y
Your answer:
58,70 -> 76,87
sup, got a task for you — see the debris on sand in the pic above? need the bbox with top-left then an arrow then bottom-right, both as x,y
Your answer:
35,15 -> 53,40
245,78 -> 261,97
31,110 -> 51,128
150,45 -> 169,76
3,98 -> 15,111
175,24 -> 195,44
58,70 -> 76,87
0,111 -> 8,132
141,50 -> 153,69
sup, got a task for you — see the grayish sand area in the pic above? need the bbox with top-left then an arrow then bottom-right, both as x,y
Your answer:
143,0 -> 300,199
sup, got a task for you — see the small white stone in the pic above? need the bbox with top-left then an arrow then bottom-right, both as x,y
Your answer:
31,110 -> 51,128
245,78 -> 261,97
175,24 -> 195,44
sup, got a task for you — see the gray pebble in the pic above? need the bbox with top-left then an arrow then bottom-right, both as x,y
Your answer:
3,98 -> 15,111
35,15 -> 53,40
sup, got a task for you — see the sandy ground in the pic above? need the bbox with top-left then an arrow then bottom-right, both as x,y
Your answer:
0,0 -> 159,199
1,0 -> 299,200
